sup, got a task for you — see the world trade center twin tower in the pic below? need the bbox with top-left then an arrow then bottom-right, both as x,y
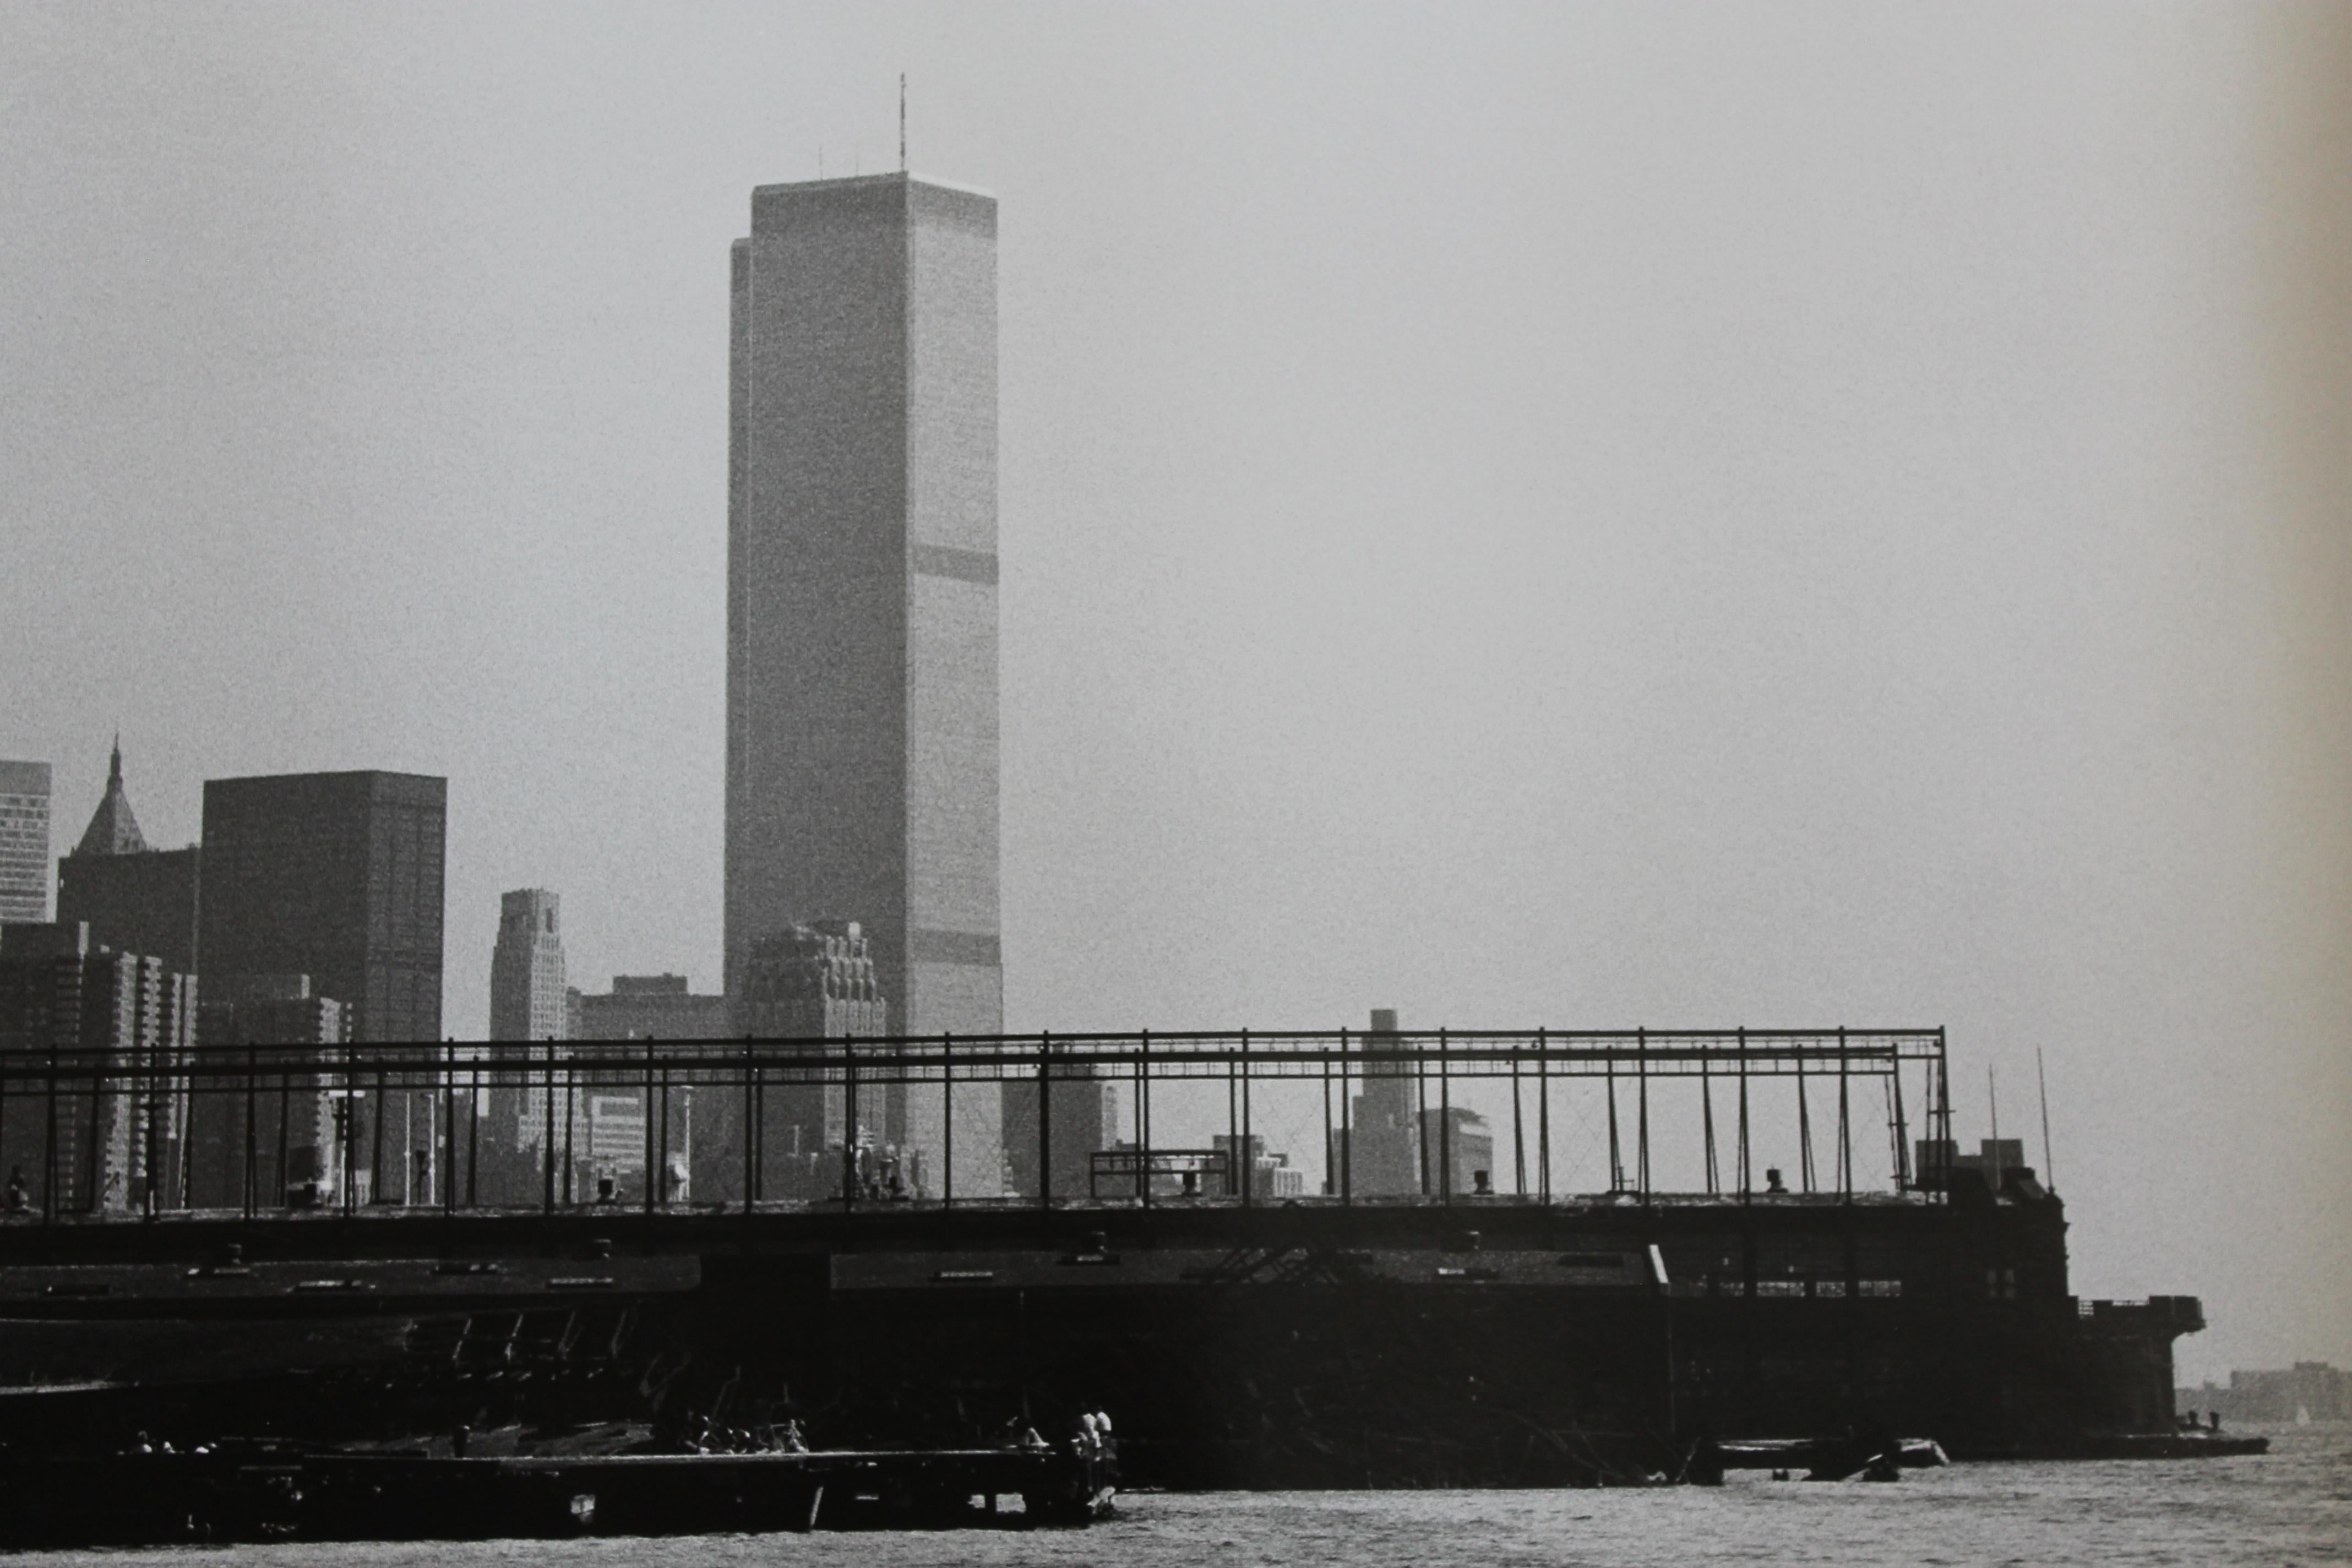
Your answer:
726,173 -> 1005,1198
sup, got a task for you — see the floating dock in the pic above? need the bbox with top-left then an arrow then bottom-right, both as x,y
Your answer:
0,1440 -> 1117,1545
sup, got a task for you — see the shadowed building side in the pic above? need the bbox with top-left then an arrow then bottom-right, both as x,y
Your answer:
727,172 -> 1003,1198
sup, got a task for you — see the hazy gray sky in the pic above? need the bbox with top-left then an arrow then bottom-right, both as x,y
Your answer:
2,2 -> 2344,1380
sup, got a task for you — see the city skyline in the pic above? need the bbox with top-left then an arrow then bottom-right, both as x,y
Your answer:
1,7 -> 2343,1381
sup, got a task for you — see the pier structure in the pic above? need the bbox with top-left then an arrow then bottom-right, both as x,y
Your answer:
0,1026 -> 1954,1224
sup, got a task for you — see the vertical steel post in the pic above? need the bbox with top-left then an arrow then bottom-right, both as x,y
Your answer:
1239,1029 -> 1252,1210
1537,1027 -> 1549,1206
1322,1039 -> 1334,1198
644,1039 -> 657,1215
563,1054 -> 576,1207
1138,1030 -> 1150,1209
142,1035 -> 157,1221
943,1032 -> 954,1210
1038,1030 -> 1053,1210
1797,1056 -> 1814,1193
842,1035 -> 858,1207
373,1064 -> 388,1210
1224,1039 -> 1237,1197
1511,1057 -> 1525,1197
1636,1027 -> 1650,1198
1438,1027 -> 1452,1204
444,1041 -> 457,1213
543,1043 -> 556,1217
1891,1041 -> 1911,1190
1702,1055 -> 1718,1195
1837,1027 -> 1851,1199
1605,1048 -> 1622,1193
1338,1026 -> 1351,1206
741,1037 -> 754,1216
244,1044 -> 258,1219
1736,1027 -> 1750,1201
1415,1049 -> 1430,1197
344,1041 -> 357,1217
467,1058 -> 481,1210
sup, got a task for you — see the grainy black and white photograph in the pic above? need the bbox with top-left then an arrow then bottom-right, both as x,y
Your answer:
1,3 -> 2347,1562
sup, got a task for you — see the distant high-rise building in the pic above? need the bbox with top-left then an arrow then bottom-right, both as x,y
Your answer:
569,974 -> 727,1041
56,743 -> 199,973
489,890 -> 568,1042
716,921 -> 896,1202
188,974 -> 349,1209
198,772 -> 445,1043
0,761 -> 52,924
727,172 -> 1003,1197
1337,1009 -> 1423,1198
0,921 -> 194,1215
1419,1105 -> 1495,1199
1212,1133 -> 1309,1200
1006,1068 -> 1123,1201
505,973 -> 724,1208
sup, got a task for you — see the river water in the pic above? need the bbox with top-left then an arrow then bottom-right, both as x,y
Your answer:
8,1425 -> 2344,1567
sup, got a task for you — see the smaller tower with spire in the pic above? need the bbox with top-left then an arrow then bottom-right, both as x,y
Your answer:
56,741 -> 198,973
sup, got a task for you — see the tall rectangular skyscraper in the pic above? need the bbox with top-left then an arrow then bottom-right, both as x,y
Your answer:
727,172 -> 1003,1196
198,772 -> 445,1043
0,761 -> 52,924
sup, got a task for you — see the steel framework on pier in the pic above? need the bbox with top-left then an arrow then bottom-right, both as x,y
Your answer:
0,1028 -> 1956,1223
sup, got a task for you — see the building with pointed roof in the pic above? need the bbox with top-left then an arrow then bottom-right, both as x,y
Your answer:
73,739 -> 149,857
55,743 -> 198,974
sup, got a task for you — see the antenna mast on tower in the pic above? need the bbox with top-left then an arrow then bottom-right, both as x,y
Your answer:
900,74 -> 907,172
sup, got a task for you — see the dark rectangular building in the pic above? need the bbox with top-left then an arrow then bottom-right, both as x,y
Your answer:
57,847 -> 199,976
198,772 -> 445,1043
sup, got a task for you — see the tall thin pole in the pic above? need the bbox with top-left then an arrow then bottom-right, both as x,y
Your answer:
1836,1028 -> 1851,1200
373,1063 -> 387,1208
1890,1045 -> 1910,1189
1701,1057 -> 1718,1195
1321,1039 -> 1334,1198
563,1056 -> 576,1206
943,1032 -> 955,1208
1438,1028 -> 1451,1204
344,1041 -> 356,1216
1987,1064 -> 2002,1191
467,1058 -> 481,1208
444,1040 -> 457,1213
1510,1057 -> 1525,1197
244,1044 -> 258,1219
1039,1030 -> 1054,1209
1796,1057 -> 1814,1193
899,73 -> 907,172
1537,1027 -> 1550,1206
1736,1027 -> 1750,1200
543,1043 -> 556,1217
1605,1050 -> 1622,1192
1636,1027 -> 1650,1199
1239,1029 -> 1253,1209
2036,1046 -> 2056,1193
1338,1026 -> 1351,1206
644,1038 -> 657,1215
1415,1048 -> 1430,1196
842,1035 -> 858,1207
